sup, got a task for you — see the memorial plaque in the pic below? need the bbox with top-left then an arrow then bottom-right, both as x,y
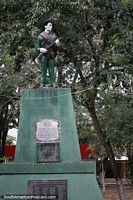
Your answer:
35,119 -> 61,142
28,180 -> 67,200
36,143 -> 60,162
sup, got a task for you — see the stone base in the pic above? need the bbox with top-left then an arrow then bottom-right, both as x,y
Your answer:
0,162 -> 103,200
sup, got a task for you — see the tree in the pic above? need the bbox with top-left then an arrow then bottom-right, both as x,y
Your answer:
0,56 -> 39,161
0,0 -> 42,160
71,1 -> 132,199
75,90 -> 133,191
52,1 -> 133,199
0,52 -> 19,161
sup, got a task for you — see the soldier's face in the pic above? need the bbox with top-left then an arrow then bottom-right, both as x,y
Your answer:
45,23 -> 52,32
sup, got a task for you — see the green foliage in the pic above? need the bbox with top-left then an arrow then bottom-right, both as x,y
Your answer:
6,135 -> 16,145
75,90 -> 133,158
0,51 -> 14,70
0,156 -> 9,162
97,92 -> 133,152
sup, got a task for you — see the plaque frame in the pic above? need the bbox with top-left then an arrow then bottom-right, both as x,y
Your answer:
28,180 -> 67,200
34,119 -> 61,143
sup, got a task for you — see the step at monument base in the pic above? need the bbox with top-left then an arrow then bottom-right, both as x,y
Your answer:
0,162 -> 103,200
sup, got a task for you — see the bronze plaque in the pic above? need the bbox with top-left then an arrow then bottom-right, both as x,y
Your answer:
35,119 -> 61,142
28,180 -> 67,200
36,143 -> 60,162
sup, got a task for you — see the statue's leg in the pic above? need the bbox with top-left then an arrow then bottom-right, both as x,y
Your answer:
48,59 -> 55,86
41,56 -> 47,86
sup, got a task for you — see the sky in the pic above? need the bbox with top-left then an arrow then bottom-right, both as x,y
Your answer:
8,128 -> 18,144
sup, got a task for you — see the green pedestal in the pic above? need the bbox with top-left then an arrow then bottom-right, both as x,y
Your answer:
0,88 -> 103,200
15,88 -> 81,163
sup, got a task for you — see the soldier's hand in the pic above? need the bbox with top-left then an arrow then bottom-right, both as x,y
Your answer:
40,48 -> 48,53
55,39 -> 60,46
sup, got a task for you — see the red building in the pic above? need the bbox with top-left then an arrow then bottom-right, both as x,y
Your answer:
4,144 -> 93,159
4,144 -> 126,178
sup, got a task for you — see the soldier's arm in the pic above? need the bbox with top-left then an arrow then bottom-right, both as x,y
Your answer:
36,35 -> 47,53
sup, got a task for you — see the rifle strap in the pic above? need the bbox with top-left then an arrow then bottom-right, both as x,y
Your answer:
40,32 -> 53,46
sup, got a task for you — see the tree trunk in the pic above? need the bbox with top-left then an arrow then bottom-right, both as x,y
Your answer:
0,103 -> 9,162
0,130 -> 5,163
98,161 -> 105,193
88,106 -> 127,200
0,119 -> 4,162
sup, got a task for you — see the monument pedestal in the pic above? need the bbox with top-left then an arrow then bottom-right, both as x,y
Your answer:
0,88 -> 103,199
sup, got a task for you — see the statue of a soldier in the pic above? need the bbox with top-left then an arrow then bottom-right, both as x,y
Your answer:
35,19 -> 60,87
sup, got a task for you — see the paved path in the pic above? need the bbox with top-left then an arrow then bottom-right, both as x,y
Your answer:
99,178 -> 133,200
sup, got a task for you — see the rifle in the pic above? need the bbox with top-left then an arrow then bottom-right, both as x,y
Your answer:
35,37 -> 63,66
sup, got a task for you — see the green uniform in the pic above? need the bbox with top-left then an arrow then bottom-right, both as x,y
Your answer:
36,31 -> 58,87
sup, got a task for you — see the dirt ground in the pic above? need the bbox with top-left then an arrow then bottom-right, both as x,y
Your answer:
100,186 -> 133,200
100,185 -> 133,200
